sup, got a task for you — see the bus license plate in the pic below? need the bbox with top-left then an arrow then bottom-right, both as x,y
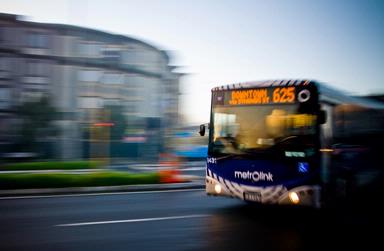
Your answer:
244,192 -> 261,202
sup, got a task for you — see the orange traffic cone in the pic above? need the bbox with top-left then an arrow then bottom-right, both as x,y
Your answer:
158,153 -> 184,183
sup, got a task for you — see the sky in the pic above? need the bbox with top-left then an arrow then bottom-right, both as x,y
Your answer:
1,0 -> 384,124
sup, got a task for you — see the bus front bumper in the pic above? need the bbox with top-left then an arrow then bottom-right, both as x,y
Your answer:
206,176 -> 321,207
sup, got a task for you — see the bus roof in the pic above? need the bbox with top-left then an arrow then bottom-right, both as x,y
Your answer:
211,79 -> 312,91
212,79 -> 384,109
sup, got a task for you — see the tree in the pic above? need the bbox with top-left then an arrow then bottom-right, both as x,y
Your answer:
15,95 -> 58,153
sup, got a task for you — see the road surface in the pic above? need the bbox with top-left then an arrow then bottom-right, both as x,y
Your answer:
0,189 -> 381,251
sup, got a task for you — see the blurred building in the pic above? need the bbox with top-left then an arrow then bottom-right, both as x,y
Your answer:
0,13 -> 183,160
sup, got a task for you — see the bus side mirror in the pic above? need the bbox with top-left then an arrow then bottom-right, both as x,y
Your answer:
319,110 -> 327,124
199,124 -> 206,136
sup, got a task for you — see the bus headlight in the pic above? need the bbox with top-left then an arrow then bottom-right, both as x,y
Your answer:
289,192 -> 300,204
214,184 -> 222,194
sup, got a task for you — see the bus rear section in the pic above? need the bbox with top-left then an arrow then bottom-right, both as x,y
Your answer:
203,81 -> 324,207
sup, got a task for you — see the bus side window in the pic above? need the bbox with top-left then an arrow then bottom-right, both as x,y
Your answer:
319,110 -> 327,124
320,104 -> 334,148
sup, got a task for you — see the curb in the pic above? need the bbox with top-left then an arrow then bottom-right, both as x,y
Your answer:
0,181 -> 205,197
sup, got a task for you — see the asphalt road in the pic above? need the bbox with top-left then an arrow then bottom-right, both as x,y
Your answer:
0,189 -> 381,251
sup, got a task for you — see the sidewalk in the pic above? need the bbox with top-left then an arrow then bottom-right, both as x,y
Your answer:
0,175 -> 205,197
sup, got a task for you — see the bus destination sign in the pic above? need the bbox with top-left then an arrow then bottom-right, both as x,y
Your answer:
227,87 -> 296,105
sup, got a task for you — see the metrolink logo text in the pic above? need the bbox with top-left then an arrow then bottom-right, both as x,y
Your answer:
234,171 -> 273,182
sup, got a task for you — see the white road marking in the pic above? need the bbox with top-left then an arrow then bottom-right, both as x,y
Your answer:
56,214 -> 210,227
0,188 -> 204,200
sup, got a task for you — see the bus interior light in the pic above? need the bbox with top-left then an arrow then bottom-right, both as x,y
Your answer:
289,192 -> 300,204
320,148 -> 333,152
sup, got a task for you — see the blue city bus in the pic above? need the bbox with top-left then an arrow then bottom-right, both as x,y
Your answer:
199,80 -> 384,207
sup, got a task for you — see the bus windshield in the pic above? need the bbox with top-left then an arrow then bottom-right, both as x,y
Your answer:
210,104 -> 318,154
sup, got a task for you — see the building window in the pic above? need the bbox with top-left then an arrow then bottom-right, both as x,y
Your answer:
20,91 -> 44,102
77,42 -> 102,57
0,57 -> 11,78
0,88 -> 11,109
102,86 -> 120,95
78,83 -> 97,94
121,50 -> 133,64
23,83 -> 47,91
0,27 -> 4,43
102,72 -> 123,85
103,99 -> 120,106
78,97 -> 102,109
78,70 -> 101,82
103,47 -> 121,63
123,88 -> 136,97
26,60 -> 48,77
27,33 -> 49,48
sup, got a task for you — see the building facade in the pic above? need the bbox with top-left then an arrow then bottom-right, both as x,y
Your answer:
0,13 -> 182,160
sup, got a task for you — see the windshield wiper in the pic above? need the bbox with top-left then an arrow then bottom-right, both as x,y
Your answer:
276,136 -> 298,144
